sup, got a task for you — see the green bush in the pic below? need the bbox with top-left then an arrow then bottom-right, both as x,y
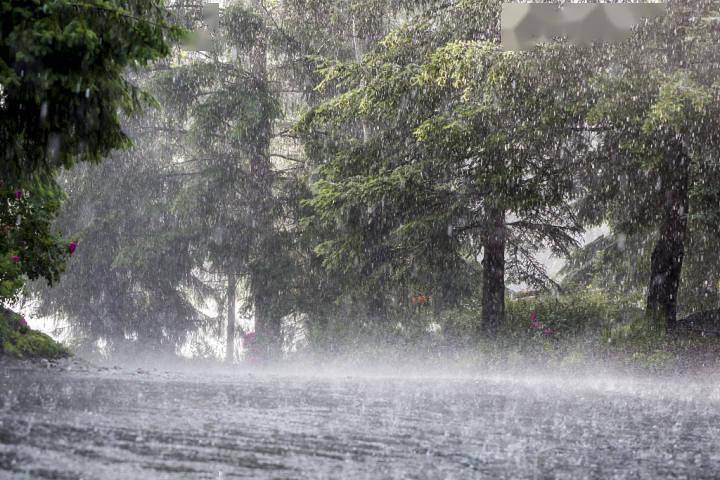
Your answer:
3,330 -> 69,359
0,183 -> 71,304
0,313 -> 8,348
506,289 -> 644,340
0,307 -> 69,359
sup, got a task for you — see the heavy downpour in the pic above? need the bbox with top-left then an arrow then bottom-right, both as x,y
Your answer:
2,0 -> 720,478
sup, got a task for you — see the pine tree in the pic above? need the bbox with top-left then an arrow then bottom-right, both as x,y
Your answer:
578,0 -> 720,331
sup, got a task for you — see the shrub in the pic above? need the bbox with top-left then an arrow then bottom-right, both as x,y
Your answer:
0,183 -> 71,303
0,307 -> 69,359
506,289 -> 644,341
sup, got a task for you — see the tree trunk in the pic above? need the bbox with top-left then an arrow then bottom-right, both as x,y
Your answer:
646,144 -> 690,333
247,15 -> 281,357
254,294 -> 281,360
481,207 -> 506,337
225,272 -> 237,363
351,14 -> 369,143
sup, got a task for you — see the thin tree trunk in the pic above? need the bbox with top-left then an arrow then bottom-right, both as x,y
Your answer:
646,145 -> 691,333
481,207 -> 506,337
225,272 -> 237,363
351,15 -> 369,143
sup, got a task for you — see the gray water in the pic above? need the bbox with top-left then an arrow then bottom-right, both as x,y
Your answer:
2,362 -> 720,479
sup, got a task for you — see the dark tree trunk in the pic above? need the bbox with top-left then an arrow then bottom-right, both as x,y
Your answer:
225,272 -> 237,363
254,294 -> 281,360
646,145 -> 691,333
247,19 -> 281,357
481,208 -> 506,337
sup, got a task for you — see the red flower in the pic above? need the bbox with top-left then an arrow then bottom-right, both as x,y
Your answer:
68,241 -> 77,255
530,311 -> 544,329
411,293 -> 432,305
11,255 -> 20,263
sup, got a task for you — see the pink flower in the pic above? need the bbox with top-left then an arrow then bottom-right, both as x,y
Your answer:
11,255 -> 20,263
530,312 -> 541,329
68,241 -> 77,254
543,327 -> 554,337
14,190 -> 23,199
19,317 -> 27,327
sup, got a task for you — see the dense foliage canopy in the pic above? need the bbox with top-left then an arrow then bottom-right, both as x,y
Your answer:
1,0 -> 180,310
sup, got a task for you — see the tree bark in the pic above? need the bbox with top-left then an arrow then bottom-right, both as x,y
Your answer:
645,145 -> 691,333
481,207 -> 506,337
247,15 -> 281,357
225,272 -> 237,363
254,293 -> 281,359
351,14 -> 369,143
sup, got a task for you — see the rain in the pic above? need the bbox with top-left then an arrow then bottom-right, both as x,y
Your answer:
1,0 -> 720,478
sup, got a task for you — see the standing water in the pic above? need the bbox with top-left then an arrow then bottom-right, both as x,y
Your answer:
1,363 -> 720,479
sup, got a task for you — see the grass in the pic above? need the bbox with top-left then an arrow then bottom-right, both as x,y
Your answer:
0,307 -> 70,359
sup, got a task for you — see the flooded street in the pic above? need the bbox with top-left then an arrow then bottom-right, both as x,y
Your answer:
1,363 -> 720,479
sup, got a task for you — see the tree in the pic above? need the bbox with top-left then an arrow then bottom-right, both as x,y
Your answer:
298,1 -> 590,337
414,39 -> 591,335
152,1 -> 289,360
31,110 -> 212,354
1,0 -> 182,185
169,0 -> 428,358
28,0 -> 419,359
1,0 -> 181,313
578,0 -> 720,331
